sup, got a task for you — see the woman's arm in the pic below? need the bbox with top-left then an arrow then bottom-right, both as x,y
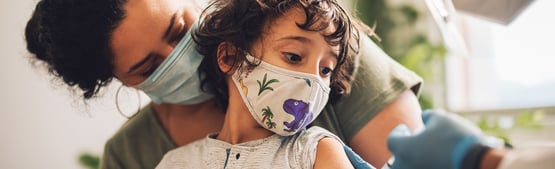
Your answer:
313,33 -> 423,167
314,137 -> 355,169
340,33 -> 424,167
481,148 -> 507,169
349,90 -> 423,167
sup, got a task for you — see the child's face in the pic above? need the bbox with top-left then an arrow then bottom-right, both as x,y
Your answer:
249,8 -> 340,83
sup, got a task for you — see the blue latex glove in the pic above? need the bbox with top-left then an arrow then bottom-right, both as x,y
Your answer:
343,145 -> 376,169
387,110 -> 484,169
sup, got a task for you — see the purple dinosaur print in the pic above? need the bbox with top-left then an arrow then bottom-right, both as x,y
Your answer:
282,99 -> 312,133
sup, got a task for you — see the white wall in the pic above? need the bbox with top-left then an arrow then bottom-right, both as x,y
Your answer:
0,1 -> 143,168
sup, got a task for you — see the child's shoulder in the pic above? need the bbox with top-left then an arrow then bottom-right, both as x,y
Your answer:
294,126 -> 344,145
306,127 -> 354,169
280,126 -> 345,168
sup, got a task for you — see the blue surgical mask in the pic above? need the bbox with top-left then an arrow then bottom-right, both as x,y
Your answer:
133,20 -> 213,105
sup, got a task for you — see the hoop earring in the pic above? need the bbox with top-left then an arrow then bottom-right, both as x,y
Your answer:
115,85 -> 142,119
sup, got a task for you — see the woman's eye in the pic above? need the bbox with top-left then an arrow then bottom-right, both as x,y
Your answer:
170,30 -> 186,44
284,53 -> 302,63
141,64 -> 158,77
170,24 -> 188,45
319,67 -> 333,77
170,36 -> 182,44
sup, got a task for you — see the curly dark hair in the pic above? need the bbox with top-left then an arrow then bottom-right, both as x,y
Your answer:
25,0 -> 127,99
194,0 -> 361,108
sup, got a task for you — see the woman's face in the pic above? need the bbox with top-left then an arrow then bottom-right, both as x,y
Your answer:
250,8 -> 339,82
111,0 -> 203,85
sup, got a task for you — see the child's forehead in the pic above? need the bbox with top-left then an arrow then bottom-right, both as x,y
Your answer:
264,8 -> 338,38
252,9 -> 340,55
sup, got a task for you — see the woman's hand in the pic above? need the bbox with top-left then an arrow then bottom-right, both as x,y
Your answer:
387,110 -> 486,169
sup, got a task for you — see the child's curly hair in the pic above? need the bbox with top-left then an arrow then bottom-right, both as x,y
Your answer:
194,0 -> 362,108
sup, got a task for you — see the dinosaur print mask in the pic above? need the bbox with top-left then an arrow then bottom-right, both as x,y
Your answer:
232,54 -> 331,136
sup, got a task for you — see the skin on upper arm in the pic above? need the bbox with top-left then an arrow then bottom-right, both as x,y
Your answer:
481,148 -> 508,169
314,137 -> 354,169
348,89 -> 424,167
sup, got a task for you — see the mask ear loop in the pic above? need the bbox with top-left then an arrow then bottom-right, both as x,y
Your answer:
115,85 -> 142,119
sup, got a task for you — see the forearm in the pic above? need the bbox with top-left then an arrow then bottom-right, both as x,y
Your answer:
480,148 -> 508,169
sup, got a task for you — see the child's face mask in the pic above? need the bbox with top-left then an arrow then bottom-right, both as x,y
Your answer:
232,54 -> 331,136
133,20 -> 213,105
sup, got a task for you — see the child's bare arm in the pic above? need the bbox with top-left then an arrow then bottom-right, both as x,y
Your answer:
314,137 -> 354,169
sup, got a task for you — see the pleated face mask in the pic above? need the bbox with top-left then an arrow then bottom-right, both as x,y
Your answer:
232,54 -> 331,136
133,20 -> 213,105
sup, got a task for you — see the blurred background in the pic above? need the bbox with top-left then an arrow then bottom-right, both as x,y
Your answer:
1,0 -> 553,168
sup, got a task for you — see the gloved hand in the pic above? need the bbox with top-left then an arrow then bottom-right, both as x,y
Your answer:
387,110 -> 485,169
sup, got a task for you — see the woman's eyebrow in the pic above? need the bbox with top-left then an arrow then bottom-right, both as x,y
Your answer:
162,12 -> 178,40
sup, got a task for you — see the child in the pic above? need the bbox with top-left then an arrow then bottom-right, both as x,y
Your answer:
156,0 -> 365,168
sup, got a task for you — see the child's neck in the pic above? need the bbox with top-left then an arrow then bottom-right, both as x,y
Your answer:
216,110 -> 274,144
216,80 -> 274,144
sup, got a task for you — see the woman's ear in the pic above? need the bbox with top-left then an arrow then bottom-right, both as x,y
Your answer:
216,42 -> 237,74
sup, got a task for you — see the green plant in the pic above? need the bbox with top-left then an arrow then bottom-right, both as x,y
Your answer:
78,152 -> 100,169
353,0 -> 447,109
473,110 -> 545,145
515,110 -> 545,130
257,73 -> 280,96
261,106 -> 277,129
476,116 -> 511,144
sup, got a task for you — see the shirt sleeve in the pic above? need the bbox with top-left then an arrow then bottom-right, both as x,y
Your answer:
99,104 -> 177,169
313,34 -> 423,142
99,138 -> 124,169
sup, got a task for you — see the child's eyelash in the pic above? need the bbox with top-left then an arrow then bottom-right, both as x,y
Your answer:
283,52 -> 302,63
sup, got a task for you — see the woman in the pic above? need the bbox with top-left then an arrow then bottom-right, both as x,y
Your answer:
25,0 -> 423,168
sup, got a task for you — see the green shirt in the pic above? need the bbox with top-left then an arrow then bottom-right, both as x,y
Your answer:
100,35 -> 422,169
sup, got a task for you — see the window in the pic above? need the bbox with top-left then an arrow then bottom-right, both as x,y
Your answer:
444,0 -> 555,111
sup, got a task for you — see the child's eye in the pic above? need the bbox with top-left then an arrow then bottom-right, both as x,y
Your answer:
283,53 -> 302,64
319,67 -> 333,77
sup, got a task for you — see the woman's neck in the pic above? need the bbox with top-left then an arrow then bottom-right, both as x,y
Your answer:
151,98 -> 220,116
152,98 -> 226,146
